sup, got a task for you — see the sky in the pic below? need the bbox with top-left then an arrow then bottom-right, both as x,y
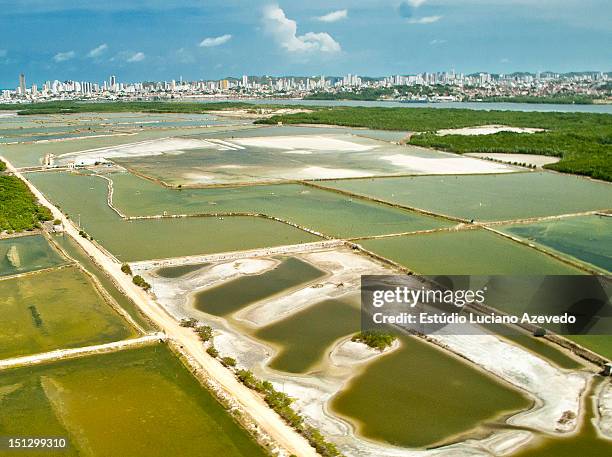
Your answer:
0,0 -> 610,87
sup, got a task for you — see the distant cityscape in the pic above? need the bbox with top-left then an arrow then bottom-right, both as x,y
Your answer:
3,70 -> 611,104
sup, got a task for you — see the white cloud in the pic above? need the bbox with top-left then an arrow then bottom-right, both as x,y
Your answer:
500,57 -> 511,63
87,43 -> 108,58
199,34 -> 232,47
53,51 -> 75,62
316,9 -> 348,23
263,5 -> 341,54
407,15 -> 442,24
429,39 -> 447,45
126,51 -> 145,62
408,0 -> 428,6
0,49 -> 6,57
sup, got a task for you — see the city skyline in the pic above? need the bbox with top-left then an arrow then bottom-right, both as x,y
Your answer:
0,0 -> 611,88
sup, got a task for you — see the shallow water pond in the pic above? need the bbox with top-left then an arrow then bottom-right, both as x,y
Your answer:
0,345 -> 267,457
0,235 -> 67,277
0,266 -> 136,359
503,215 -> 612,273
253,297 -> 360,373
194,257 -> 324,316
322,172 -> 612,222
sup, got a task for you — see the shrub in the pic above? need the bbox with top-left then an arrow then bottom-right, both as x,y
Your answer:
179,318 -> 199,328
196,325 -> 213,342
132,275 -> 151,291
206,345 -> 219,358
221,356 -> 237,367
121,263 -> 132,275
352,331 -> 396,351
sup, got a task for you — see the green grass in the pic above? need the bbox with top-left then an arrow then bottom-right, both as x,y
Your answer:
0,175 -> 52,232
258,107 -> 612,182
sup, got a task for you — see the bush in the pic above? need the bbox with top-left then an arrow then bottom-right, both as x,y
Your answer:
132,275 -> 151,291
234,369 -> 342,456
179,318 -> 199,328
352,331 -> 396,351
206,345 -> 219,358
221,356 -> 237,367
196,325 -> 213,342
120,263 -> 132,275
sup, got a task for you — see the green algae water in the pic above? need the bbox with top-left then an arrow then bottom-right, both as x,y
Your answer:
0,235 -> 66,277
331,334 -> 530,448
0,266 -> 135,359
322,172 -> 612,222
503,215 -> 612,273
25,172 -> 318,261
254,298 -> 361,373
515,378 -> 612,456
194,257 -> 324,316
362,229 -> 587,368
156,263 -> 209,278
0,345 -> 267,457
52,234 -> 154,332
108,171 -> 451,238
361,229 -> 584,275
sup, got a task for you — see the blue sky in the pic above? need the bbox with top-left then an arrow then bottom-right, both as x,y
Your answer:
0,0 -> 610,87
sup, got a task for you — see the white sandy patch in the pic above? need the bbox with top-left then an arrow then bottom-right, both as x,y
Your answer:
237,248 -> 393,326
283,150 -> 313,155
466,153 -> 561,167
58,137 -> 225,165
597,381 -> 612,439
381,154 -> 516,174
182,172 -> 215,182
293,166 -> 371,180
437,125 -> 545,136
0,112 -> 17,118
207,138 -> 245,150
430,334 -> 590,434
230,135 -> 376,152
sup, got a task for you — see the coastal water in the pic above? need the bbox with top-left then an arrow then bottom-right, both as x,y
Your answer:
189,98 -> 612,113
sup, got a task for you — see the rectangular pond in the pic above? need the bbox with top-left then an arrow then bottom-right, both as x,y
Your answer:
109,171 -> 452,238
502,215 -> 612,273
0,266 -> 136,359
320,172 -> 612,222
25,172 -> 319,262
0,235 -> 67,277
0,345 -> 267,457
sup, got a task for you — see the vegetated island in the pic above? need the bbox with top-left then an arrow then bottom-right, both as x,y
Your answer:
352,331 -> 397,351
0,159 -> 52,233
257,107 -> 612,182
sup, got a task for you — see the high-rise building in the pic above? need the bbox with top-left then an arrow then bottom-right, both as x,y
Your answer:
242,75 -> 248,87
19,73 -> 26,95
109,75 -> 116,89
